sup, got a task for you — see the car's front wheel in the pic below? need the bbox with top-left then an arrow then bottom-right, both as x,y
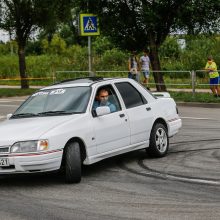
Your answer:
147,123 -> 169,157
64,141 -> 81,183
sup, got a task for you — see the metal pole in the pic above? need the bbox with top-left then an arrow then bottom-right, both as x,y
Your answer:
88,36 -> 92,76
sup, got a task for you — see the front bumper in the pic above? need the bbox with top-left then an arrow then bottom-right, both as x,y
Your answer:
0,149 -> 63,174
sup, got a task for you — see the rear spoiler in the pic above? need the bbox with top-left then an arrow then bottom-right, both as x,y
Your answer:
152,92 -> 171,98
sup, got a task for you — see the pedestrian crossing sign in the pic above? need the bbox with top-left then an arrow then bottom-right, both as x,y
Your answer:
79,14 -> 100,36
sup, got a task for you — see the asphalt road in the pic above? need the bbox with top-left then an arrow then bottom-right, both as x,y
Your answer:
0,97 -> 220,220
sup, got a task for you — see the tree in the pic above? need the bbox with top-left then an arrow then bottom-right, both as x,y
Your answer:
75,0 -> 220,91
0,0 -> 73,88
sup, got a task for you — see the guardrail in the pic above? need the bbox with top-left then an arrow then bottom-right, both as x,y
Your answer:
1,69 -> 219,95
55,70 -> 220,95
55,70 -> 192,82
195,70 -> 220,86
55,69 -> 194,90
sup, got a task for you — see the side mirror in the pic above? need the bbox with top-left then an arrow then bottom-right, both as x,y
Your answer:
96,106 -> 111,117
6,113 -> 12,120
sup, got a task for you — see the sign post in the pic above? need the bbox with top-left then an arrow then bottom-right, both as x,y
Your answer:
88,36 -> 91,74
79,14 -> 100,76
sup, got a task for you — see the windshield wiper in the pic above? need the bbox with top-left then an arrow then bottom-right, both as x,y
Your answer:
11,113 -> 37,118
37,111 -> 73,116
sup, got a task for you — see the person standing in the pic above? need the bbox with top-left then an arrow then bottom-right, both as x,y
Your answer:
128,51 -> 140,82
140,49 -> 151,88
204,55 -> 220,97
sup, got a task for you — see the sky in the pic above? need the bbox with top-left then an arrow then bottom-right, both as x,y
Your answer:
0,29 -> 9,42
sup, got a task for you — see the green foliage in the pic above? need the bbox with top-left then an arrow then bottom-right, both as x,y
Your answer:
41,34 -> 66,54
159,37 -> 181,59
59,24 -> 76,46
64,45 -> 88,70
93,36 -> 114,55
0,41 -> 18,55
0,88 -> 37,97
25,41 -> 42,55
0,55 -> 19,78
0,35 -> 220,85
170,92 -> 220,103
0,0 -> 74,88
0,43 -> 9,55
95,49 -> 127,70
160,35 -> 220,77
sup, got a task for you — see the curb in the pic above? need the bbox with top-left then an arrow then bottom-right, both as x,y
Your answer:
177,102 -> 220,108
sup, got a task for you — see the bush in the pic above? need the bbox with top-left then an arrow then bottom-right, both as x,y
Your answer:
0,55 -> 19,78
159,36 -> 181,59
41,34 -> 66,55
93,36 -> 114,55
95,48 -> 127,70
160,35 -> 220,76
1,35 -> 220,85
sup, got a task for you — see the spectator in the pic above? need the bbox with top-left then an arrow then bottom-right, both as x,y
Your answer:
93,88 -> 116,113
204,55 -> 220,97
140,49 -> 151,88
128,51 -> 140,82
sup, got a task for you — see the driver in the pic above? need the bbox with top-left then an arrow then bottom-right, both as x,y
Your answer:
93,88 -> 116,113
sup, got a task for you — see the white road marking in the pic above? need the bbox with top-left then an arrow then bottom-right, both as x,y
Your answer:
0,100 -> 13,103
0,99 -> 25,102
181,116 -> 214,120
168,174 -> 220,186
0,104 -> 19,107
0,115 -> 6,119
141,170 -> 220,186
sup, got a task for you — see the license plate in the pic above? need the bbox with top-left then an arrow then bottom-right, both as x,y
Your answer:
0,158 -> 9,167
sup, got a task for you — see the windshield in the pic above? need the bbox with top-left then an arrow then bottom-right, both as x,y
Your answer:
12,87 -> 91,118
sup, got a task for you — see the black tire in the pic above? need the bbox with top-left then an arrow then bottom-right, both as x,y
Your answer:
65,142 -> 81,183
146,123 -> 169,158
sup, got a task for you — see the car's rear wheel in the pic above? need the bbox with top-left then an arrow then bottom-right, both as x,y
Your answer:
64,142 -> 81,183
147,123 -> 169,157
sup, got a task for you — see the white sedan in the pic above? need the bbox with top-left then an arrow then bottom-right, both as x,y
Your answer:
0,77 -> 182,183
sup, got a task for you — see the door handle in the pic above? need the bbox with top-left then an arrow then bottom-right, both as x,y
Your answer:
119,113 -> 125,118
146,107 -> 151,111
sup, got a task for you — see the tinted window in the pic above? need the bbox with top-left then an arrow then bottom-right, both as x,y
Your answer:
115,82 -> 146,109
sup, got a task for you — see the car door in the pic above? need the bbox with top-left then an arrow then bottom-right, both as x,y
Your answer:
92,85 -> 130,154
115,82 -> 154,145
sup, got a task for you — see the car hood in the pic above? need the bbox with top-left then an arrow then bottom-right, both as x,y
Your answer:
0,115 -> 77,145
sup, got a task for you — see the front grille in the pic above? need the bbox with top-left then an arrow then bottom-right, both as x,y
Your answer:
0,146 -> 10,154
0,165 -> 15,169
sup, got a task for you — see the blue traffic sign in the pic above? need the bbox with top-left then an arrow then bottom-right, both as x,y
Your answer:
79,14 -> 100,36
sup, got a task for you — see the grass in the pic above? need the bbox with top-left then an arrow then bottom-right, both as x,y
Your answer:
0,79 -> 53,86
0,87 -> 219,104
0,88 -> 38,98
169,91 -> 220,103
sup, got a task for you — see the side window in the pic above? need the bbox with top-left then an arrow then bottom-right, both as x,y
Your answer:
115,82 -> 147,109
92,85 -> 121,113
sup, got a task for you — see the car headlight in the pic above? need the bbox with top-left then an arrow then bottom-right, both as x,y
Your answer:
11,140 -> 49,153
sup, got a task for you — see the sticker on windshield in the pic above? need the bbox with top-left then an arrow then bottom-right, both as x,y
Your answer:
49,89 -> 66,95
32,91 -> 49,96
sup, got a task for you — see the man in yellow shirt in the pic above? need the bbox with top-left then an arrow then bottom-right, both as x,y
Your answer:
205,55 -> 220,97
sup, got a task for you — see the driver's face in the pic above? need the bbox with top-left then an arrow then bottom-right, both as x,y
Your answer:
98,90 -> 109,101
97,90 -> 109,106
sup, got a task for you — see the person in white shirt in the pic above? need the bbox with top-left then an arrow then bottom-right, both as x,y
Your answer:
140,49 -> 151,88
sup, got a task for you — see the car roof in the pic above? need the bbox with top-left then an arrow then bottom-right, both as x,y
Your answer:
56,77 -> 105,85
40,77 -> 122,90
